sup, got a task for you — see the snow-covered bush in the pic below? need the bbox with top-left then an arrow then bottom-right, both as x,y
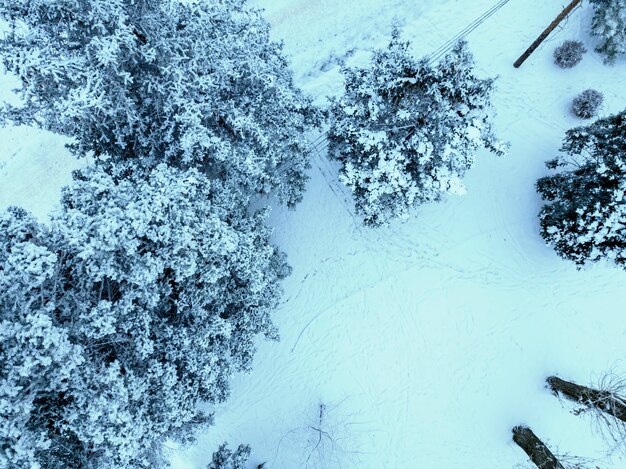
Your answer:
571,89 -> 604,119
207,443 -> 251,469
590,0 -> 626,64
0,0 -> 319,205
328,33 -> 505,226
553,40 -> 587,68
537,110 -> 626,267
0,163 -> 289,468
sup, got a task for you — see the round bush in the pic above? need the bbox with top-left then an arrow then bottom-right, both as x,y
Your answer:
553,40 -> 587,68
571,89 -> 604,119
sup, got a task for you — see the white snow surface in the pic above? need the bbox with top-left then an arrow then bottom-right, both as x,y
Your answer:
2,0 -> 626,468
0,72 -> 83,220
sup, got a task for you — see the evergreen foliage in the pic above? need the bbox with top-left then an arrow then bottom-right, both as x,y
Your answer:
571,89 -> 604,119
553,40 -> 587,68
328,33 -> 505,226
590,0 -> 626,64
0,163 -> 288,468
537,110 -> 626,267
0,0 -> 320,205
207,443 -> 251,469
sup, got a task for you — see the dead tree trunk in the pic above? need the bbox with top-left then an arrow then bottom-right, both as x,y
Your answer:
513,0 -> 582,68
546,376 -> 626,423
512,426 -> 565,469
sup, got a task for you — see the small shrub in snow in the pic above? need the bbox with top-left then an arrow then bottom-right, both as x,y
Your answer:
536,109 -> 626,268
553,40 -> 587,68
207,443 -> 251,469
328,32 -> 505,226
590,0 -> 626,64
571,89 -> 604,119
0,163 -> 289,468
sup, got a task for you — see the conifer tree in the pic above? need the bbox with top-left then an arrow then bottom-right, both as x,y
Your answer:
208,443 -> 251,469
0,163 -> 289,468
0,0 -> 319,204
590,0 -> 626,64
537,110 -> 626,267
0,1 -> 302,466
328,33 -> 504,226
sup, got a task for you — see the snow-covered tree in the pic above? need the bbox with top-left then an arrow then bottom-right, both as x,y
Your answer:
590,0 -> 626,64
328,33 -> 504,226
207,443 -> 251,469
0,163 -> 289,468
0,0 -> 319,205
0,207 -> 85,468
537,110 -> 626,267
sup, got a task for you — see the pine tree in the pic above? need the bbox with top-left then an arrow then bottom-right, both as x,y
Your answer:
537,110 -> 626,267
328,33 -> 504,226
0,207 -> 85,468
590,0 -> 626,64
207,443 -> 251,469
0,0 -> 320,205
0,163 -> 289,468
0,1 -> 302,466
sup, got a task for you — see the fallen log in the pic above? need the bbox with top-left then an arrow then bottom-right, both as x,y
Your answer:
513,0 -> 582,68
546,375 -> 626,423
512,425 -> 564,469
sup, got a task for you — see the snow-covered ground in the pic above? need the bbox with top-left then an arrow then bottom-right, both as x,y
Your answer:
2,0 -> 626,468
0,71 -> 83,220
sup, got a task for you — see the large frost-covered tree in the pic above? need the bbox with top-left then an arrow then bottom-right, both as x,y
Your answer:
0,207 -> 85,468
537,110 -> 626,267
0,0 -> 319,204
328,34 -> 504,226
590,0 -> 626,64
0,163 -> 289,468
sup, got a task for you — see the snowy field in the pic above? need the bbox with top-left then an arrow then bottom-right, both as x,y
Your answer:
2,0 -> 626,468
